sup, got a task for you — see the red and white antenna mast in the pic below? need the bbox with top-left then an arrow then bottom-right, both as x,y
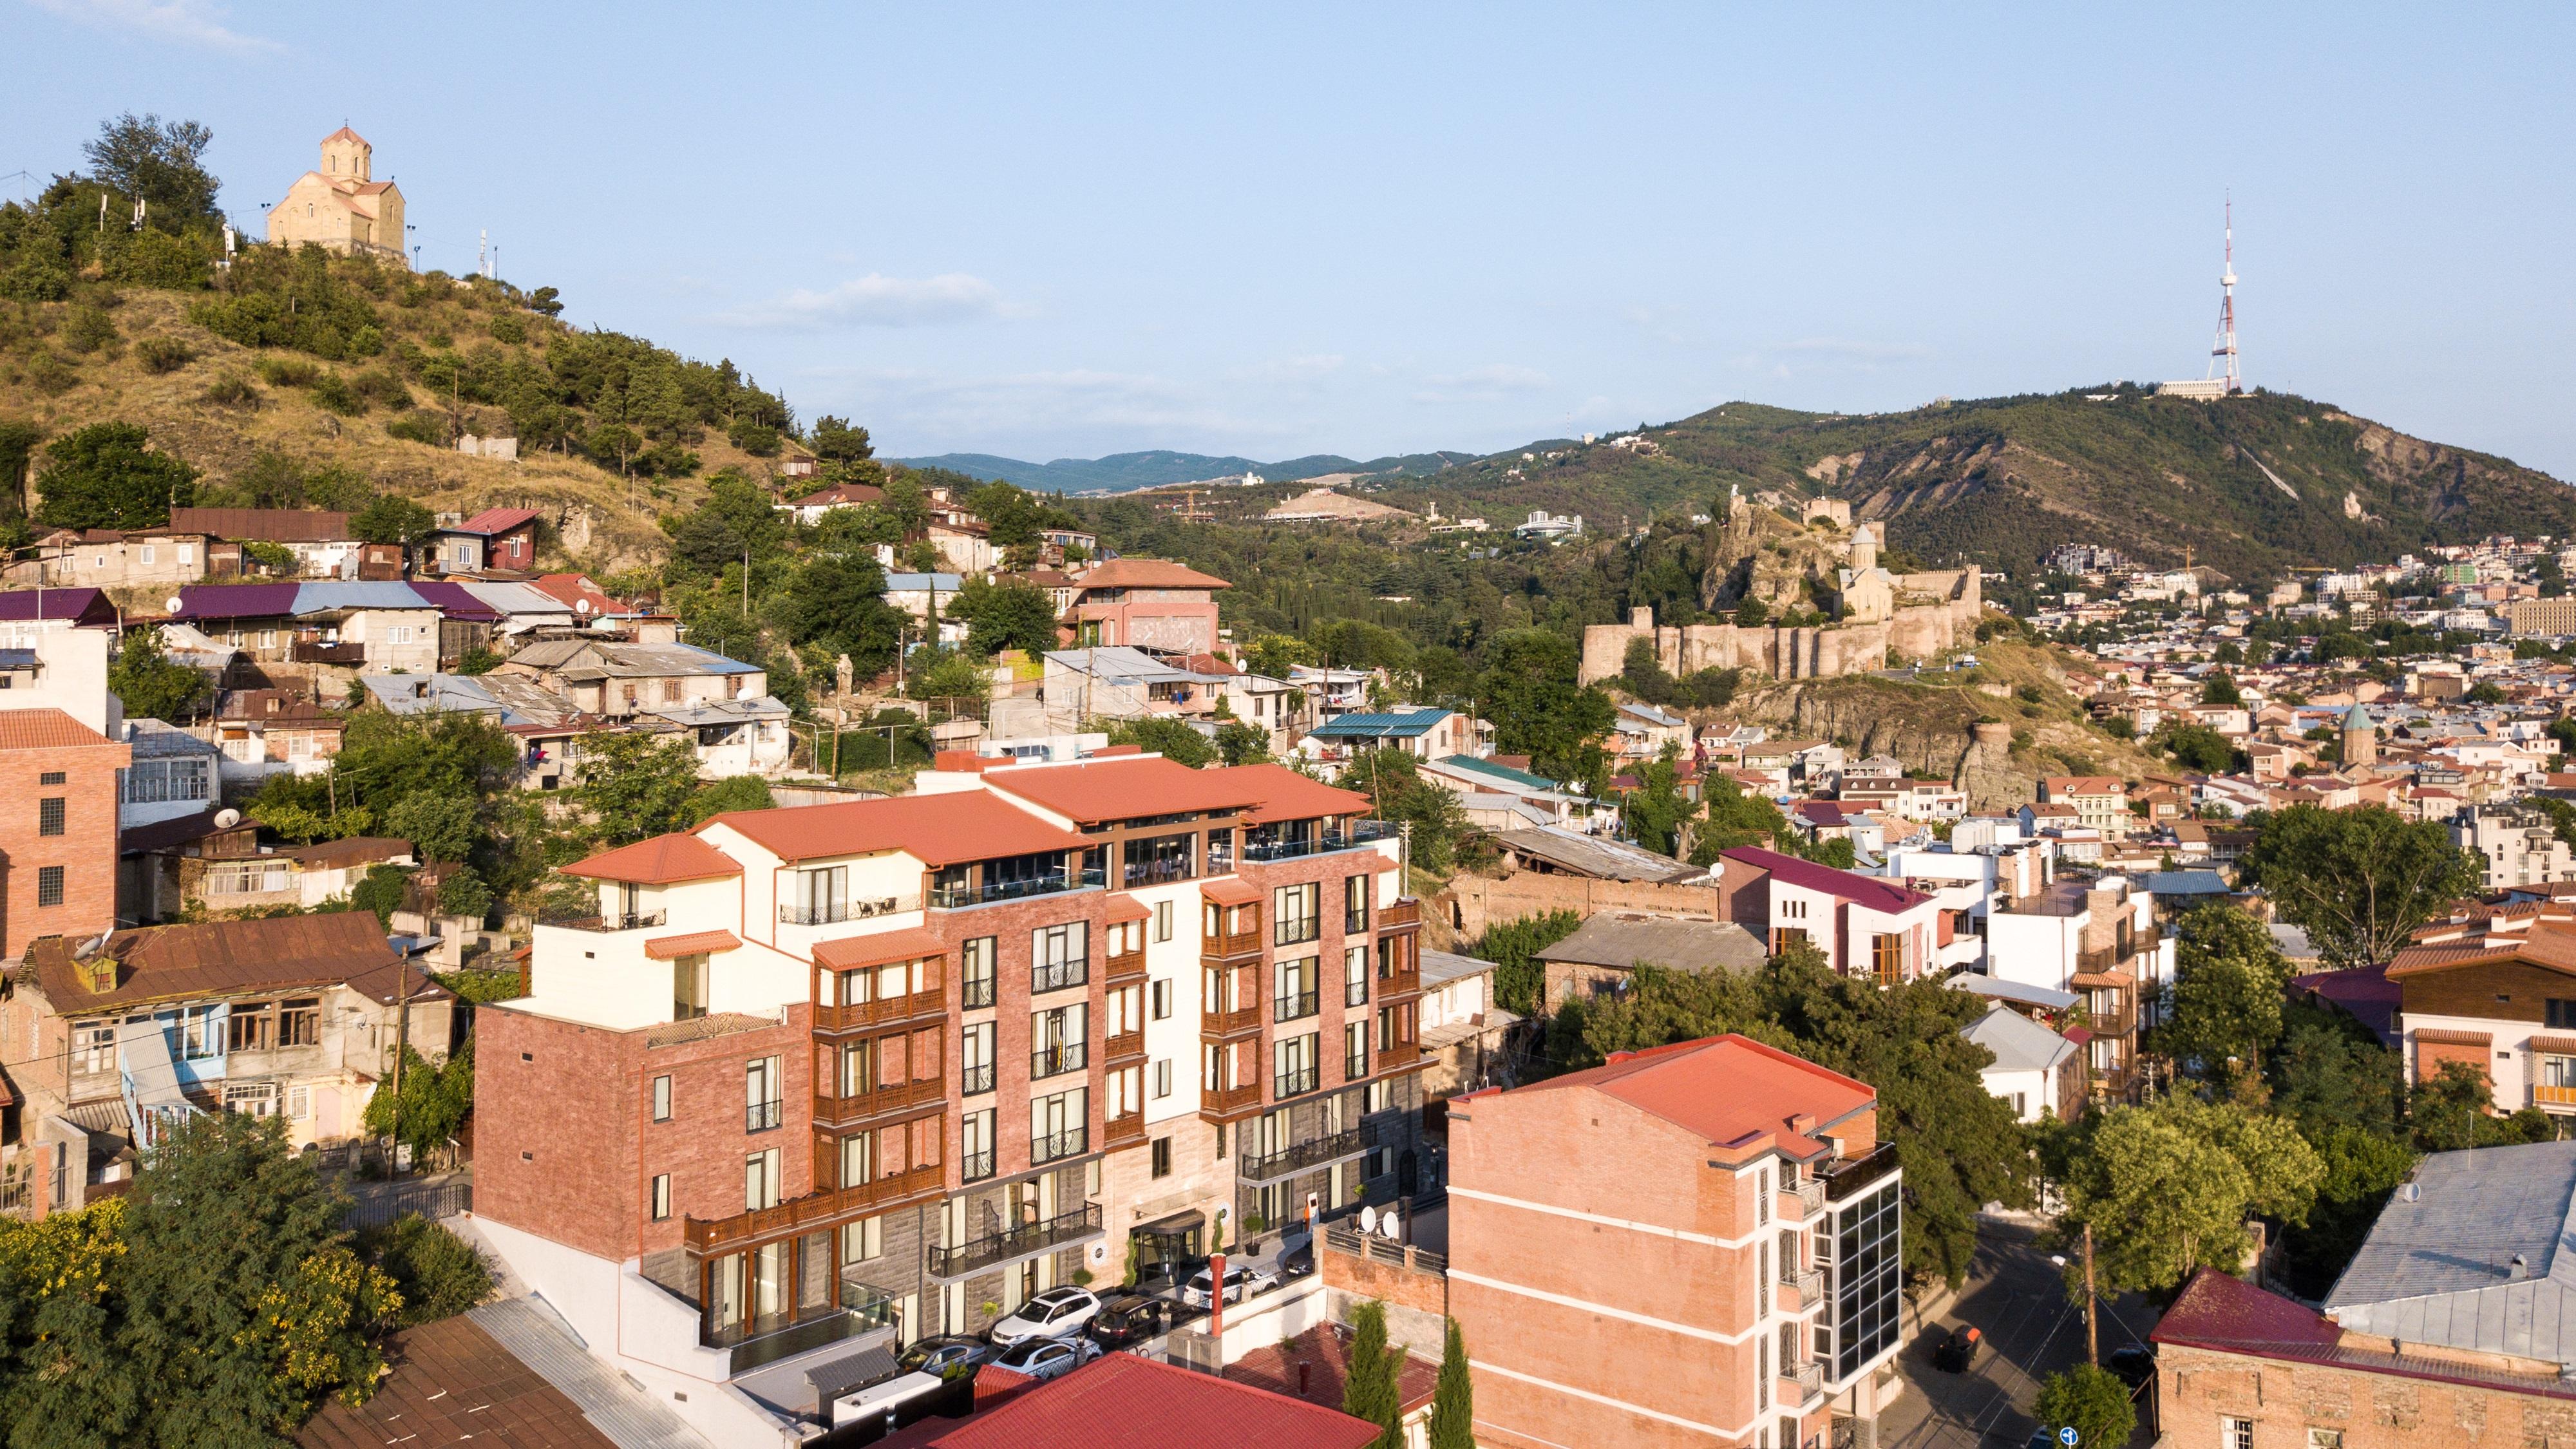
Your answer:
2208,195 -> 2240,393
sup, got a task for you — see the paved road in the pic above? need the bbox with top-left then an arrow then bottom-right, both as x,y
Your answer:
1879,1217 -> 2159,1449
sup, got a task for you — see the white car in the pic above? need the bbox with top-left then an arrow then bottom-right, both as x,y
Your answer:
987,1287 -> 1101,1346
1182,1260 -> 1280,1309
992,1334 -> 1102,1382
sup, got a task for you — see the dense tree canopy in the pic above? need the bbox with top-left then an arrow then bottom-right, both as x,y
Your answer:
2242,804 -> 2477,969
33,422 -> 197,530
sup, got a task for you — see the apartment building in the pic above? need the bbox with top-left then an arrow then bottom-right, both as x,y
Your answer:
468,752 -> 1426,1446
2036,775 -> 2132,839
1982,875 -> 2171,1100
1065,558 -> 1229,654
2452,802 -> 2576,893
0,912 -> 451,1219
2386,919 -> 2576,1115
0,708 -> 129,958
1446,1034 -> 1905,1449
1718,846 -> 1944,983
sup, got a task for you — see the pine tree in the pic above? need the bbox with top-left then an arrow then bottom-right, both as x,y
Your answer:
1341,1300 -> 1403,1448
1427,1316 -> 1475,1449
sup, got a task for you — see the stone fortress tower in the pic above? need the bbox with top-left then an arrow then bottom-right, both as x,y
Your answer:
265,126 -> 409,268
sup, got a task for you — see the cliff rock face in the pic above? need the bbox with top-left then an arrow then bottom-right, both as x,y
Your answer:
1721,677 -> 2154,811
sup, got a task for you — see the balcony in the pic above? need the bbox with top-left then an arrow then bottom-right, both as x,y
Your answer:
708,1288 -> 897,1378
1104,1112 -> 1147,1148
1122,857 -> 1197,889
813,986 -> 947,1033
781,895 -> 916,925
1821,1142 -> 1902,1203
1032,1043 -> 1088,1079
1378,896 -> 1422,931
931,867 -> 1103,911
1204,924 -> 1262,960
1273,989 -> 1319,1024
1273,1066 -> 1320,1101
1374,1040 -> 1421,1073
1240,819 -> 1397,864
539,909 -> 666,933
2537,1084 -> 2576,1110
926,1202 -> 1103,1280
1031,958 -> 1090,995
1204,1002 -> 1262,1037
290,640 -> 366,665
960,1063 -> 996,1097
1104,1029 -> 1145,1065
683,1160 -> 946,1252
811,1077 -> 943,1128
1779,1177 -> 1826,1220
1032,1127 -> 1090,1165
1202,1081 -> 1262,1118
1781,1359 -> 1824,1406
1106,945 -> 1148,984
1778,1265 -> 1824,1311
746,1098 -> 782,1133
1239,1126 -> 1362,1184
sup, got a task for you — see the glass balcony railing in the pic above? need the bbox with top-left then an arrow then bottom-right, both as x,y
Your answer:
1241,819 -> 1397,864
931,867 -> 1103,909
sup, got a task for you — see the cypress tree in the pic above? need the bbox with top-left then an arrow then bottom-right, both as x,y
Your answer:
1340,1299 -> 1403,1448
1428,1316 -> 1475,1449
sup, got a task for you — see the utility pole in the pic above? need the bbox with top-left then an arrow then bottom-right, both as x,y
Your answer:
2083,1221 -> 2099,1367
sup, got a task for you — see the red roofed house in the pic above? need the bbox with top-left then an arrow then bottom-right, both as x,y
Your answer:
2152,1265 -> 2576,1449
2038,775 -> 2134,839
424,507 -> 544,576
876,1350 -> 1381,1448
1718,846 -> 1944,983
2385,916 -> 2576,1118
779,481 -> 886,527
1450,1034 -> 1906,1449
1068,558 -> 1230,654
468,748 -> 1428,1445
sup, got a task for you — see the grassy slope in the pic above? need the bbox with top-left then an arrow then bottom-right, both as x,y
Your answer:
0,287 -> 783,571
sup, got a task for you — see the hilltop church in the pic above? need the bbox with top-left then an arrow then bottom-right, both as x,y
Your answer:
265,126 -> 408,268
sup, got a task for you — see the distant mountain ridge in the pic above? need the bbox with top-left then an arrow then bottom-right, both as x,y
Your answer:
895,448 -> 1472,494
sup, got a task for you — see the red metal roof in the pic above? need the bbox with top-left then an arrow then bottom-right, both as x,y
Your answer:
705,791 -> 1086,867
1076,558 -> 1232,592
564,833 -> 745,884
813,927 -> 948,971
643,929 -> 741,960
2153,1267 -> 2345,1353
872,1350 -> 1377,1449
0,707 -> 117,751
1719,846 -> 1931,914
1495,1032 -> 1875,1160
981,756 -> 1269,824
449,507 -> 543,536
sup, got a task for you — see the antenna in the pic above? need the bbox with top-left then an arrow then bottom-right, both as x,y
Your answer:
2207,194 -> 2240,393
478,228 -> 489,279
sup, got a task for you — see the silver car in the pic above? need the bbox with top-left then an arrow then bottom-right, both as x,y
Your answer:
992,1334 -> 1102,1382
986,1286 -> 1102,1346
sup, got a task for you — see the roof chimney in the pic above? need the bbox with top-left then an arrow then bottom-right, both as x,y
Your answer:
2510,1253 -> 2531,1282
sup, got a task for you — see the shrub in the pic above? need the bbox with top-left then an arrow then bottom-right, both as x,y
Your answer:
728,419 -> 782,456
135,336 -> 194,374
200,374 -> 259,408
385,411 -> 446,446
353,367 -> 412,409
61,306 -> 118,355
23,349 -> 78,394
363,1213 -> 495,1327
310,371 -> 366,415
486,312 -> 526,344
0,259 -> 73,302
255,355 -> 318,388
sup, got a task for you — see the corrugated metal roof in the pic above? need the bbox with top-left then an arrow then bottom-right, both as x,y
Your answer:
2325,1139 -> 2576,1364
466,1298 -> 714,1449
1310,709 -> 1449,739
1534,913 -> 1766,976
1493,824 -> 1703,883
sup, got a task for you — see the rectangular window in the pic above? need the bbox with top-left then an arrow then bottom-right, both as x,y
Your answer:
1344,946 -> 1370,1008
288,1086 -> 310,1119
1345,1022 -> 1369,1083
1151,978 -> 1172,1019
1032,923 -> 1088,993
961,1021 -> 995,1095
961,1108 -> 996,1182
1151,1137 -> 1172,1178
1345,875 -> 1370,934
1273,1032 -> 1320,1099
652,1074 -> 672,1121
37,866 -> 64,908
746,1056 -> 782,1133
1871,933 -> 1904,985
1153,1058 -> 1172,1099
1031,1088 -> 1085,1164
277,998 -> 319,1047
1274,956 -> 1318,1021
2549,998 -> 2576,1030
1032,1004 -> 1086,1077
961,936 -> 996,1009
227,1003 -> 274,1052
745,1148 -> 783,1210
650,1174 -> 671,1221
843,1215 -> 884,1264
1155,900 -> 1174,942
674,954 -> 710,1021
38,771 -> 63,786
1107,982 -> 1144,1037
2222,1421 -> 2253,1449
788,866 -> 848,925
1274,882 -> 1320,946
38,797 -> 64,837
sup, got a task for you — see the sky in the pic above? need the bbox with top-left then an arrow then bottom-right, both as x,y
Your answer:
8,2 -> 2575,474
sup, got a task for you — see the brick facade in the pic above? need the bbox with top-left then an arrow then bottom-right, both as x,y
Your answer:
2159,1336 -> 2576,1448
0,724 -> 128,958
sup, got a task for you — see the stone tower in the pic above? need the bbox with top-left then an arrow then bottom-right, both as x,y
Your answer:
2340,702 -> 2378,770
1850,521 -> 1882,574
321,126 -> 371,181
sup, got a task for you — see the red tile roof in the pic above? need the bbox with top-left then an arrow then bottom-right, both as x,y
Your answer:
705,791 -> 1086,867
564,832 -> 744,884
0,706 -> 118,751
1103,893 -> 1153,923
1211,762 -> 1373,826
1719,846 -> 1931,914
643,929 -> 741,960
1076,558 -> 1232,592
813,926 -> 949,971
873,1351 -> 1377,1449
1202,878 -> 1261,907
1495,1032 -> 1875,1162
981,756 -> 1270,824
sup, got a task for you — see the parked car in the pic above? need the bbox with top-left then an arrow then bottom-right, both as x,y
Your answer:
1090,1294 -> 1171,1349
992,1335 -> 1102,1383
2105,1344 -> 2156,1389
1182,1260 -> 1281,1308
894,1335 -> 996,1381
1932,1325 -> 1982,1372
987,1287 -> 1102,1347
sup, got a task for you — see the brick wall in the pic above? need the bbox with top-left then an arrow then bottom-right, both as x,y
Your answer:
2158,1341 -> 2576,1448
2413,1034 -> 2490,1086
0,735 -> 127,958
1439,870 -> 1737,942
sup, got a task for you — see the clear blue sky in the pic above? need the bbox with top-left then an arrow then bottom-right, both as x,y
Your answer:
10,2 -> 2574,475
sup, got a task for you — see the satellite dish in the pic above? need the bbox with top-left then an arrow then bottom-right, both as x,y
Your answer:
164,596 -> 184,614
1358,1206 -> 1378,1234
213,808 -> 242,829
1379,1213 -> 1403,1242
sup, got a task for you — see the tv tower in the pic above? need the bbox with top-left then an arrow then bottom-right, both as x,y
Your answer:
2207,196 -> 2240,393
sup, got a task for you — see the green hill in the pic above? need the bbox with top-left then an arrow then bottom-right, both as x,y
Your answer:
1363,387 -> 2576,584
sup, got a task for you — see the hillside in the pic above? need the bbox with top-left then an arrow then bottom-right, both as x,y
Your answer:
896,447 -> 1473,493
1358,388 -> 2576,584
